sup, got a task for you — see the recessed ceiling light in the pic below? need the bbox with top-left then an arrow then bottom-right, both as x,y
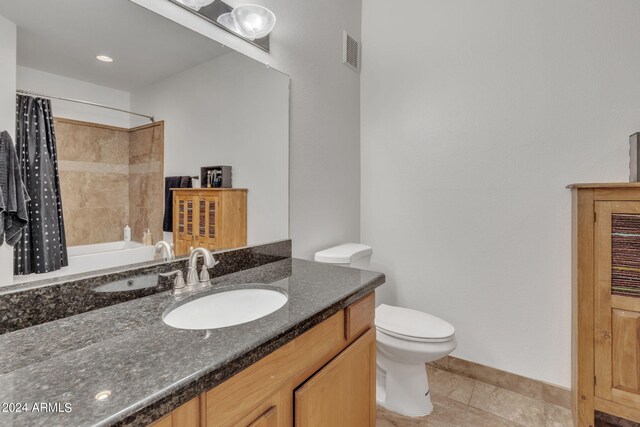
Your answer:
95,390 -> 111,401
96,55 -> 114,63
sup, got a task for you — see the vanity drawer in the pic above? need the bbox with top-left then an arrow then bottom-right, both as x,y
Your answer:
344,293 -> 375,340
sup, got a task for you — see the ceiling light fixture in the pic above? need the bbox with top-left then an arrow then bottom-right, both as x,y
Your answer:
175,0 -> 215,11
217,4 -> 276,41
96,55 -> 114,63
217,12 -> 244,38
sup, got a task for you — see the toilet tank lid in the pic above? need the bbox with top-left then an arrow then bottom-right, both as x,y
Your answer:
314,243 -> 373,264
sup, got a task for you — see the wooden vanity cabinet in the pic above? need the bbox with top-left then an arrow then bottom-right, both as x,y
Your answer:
172,189 -> 247,256
148,397 -> 200,427
570,184 -> 640,427
294,328 -> 376,426
148,293 -> 376,427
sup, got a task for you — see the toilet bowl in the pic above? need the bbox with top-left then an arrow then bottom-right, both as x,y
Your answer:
314,243 -> 457,417
375,304 -> 456,416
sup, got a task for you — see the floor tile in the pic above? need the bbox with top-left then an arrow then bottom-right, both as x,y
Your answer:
464,406 -> 519,426
427,365 -> 475,405
377,407 -> 426,427
469,381 -> 545,426
543,402 -> 573,427
376,395 -> 468,427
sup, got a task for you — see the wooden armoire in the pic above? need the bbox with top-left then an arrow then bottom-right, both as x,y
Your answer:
570,183 -> 640,426
172,188 -> 247,256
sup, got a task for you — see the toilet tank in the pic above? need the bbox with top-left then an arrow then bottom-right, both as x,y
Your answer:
314,243 -> 373,269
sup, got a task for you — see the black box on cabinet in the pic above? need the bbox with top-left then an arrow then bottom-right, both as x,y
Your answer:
201,166 -> 232,188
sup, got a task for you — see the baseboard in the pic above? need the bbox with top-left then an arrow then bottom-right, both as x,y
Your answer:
428,355 -> 571,410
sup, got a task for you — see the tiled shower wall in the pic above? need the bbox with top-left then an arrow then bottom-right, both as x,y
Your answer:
55,118 -> 163,246
128,122 -> 164,243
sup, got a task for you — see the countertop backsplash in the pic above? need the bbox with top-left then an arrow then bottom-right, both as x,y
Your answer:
0,240 -> 291,334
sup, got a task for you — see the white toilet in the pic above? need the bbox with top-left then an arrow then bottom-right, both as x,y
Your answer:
314,243 -> 457,417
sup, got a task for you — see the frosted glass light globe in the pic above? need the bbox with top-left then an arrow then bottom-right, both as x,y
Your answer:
217,12 -> 248,38
176,0 -> 215,11
232,5 -> 276,40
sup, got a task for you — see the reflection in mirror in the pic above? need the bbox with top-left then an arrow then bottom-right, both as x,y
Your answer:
0,0 -> 289,284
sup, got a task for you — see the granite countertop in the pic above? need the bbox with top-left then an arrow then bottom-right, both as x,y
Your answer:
0,259 -> 385,427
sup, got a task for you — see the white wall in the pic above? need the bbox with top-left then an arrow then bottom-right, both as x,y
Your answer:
130,52 -> 289,245
0,15 -> 16,285
361,0 -> 640,387
129,0 -> 363,259
17,66 -> 131,129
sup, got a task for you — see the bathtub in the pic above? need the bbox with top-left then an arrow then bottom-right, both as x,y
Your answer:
13,241 -> 156,284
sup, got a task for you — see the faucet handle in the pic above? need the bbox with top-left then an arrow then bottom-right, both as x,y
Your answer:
199,265 -> 211,283
160,270 -> 186,292
199,256 -> 220,283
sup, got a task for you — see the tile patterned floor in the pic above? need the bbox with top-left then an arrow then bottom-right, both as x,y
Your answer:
376,366 -> 573,426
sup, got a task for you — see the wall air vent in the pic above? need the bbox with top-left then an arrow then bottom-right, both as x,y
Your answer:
343,31 -> 361,72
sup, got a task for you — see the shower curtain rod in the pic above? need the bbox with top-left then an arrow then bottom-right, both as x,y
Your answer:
16,89 -> 155,123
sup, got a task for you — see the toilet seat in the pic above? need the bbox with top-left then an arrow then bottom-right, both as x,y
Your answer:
375,304 -> 455,343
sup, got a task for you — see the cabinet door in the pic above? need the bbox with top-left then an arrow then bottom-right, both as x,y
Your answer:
594,201 -> 640,408
174,195 -> 198,256
294,328 -> 376,427
148,397 -> 199,427
247,407 -> 277,427
196,195 -> 219,250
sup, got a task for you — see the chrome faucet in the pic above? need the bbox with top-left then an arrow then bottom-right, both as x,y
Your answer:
154,241 -> 175,261
186,247 -> 219,289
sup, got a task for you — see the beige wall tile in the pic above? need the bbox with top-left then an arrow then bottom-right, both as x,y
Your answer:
148,208 -> 163,244
129,162 -> 162,174
58,160 -> 129,175
55,119 -> 163,248
129,208 -> 162,244
55,119 -> 129,164
82,172 -> 129,209
129,207 -> 144,243
62,208 -> 91,247
129,123 -> 164,246
129,173 -> 163,209
58,171 -> 86,209
90,207 -> 127,244
129,123 -> 163,164
129,174 -> 143,208
59,171 -> 128,244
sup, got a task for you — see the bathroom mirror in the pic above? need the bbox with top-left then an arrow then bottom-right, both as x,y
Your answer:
0,0 -> 289,285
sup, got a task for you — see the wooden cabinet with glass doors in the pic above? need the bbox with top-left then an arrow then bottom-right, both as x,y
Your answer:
570,183 -> 640,427
172,189 -> 247,256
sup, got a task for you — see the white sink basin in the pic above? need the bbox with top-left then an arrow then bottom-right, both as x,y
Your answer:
163,288 -> 288,330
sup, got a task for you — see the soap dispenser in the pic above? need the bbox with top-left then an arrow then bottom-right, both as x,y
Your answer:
143,228 -> 153,246
124,224 -> 132,242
